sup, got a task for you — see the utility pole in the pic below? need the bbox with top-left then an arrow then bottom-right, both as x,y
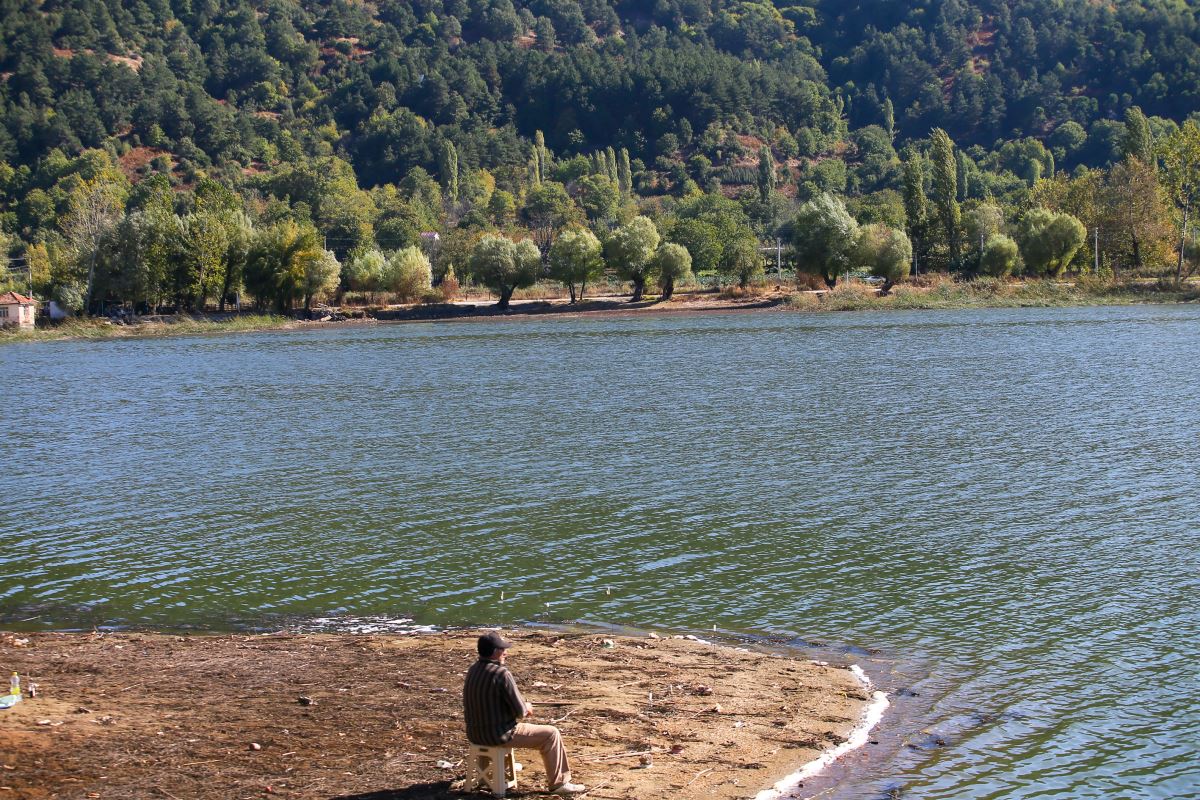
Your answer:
2,260 -> 31,296
1094,227 -> 1099,273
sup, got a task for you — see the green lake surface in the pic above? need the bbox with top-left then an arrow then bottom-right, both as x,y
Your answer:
2,305 -> 1197,798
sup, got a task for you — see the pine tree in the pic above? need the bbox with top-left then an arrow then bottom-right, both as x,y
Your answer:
883,97 -> 895,140
605,147 -> 618,184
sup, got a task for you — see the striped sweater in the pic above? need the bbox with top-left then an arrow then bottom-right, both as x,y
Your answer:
463,657 -> 528,745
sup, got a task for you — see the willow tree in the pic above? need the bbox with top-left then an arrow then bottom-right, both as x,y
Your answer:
522,181 -> 576,258
344,248 -> 387,302
382,246 -> 432,302
549,227 -> 604,303
792,193 -> 859,288
1016,209 -> 1087,277
653,242 -> 693,300
549,226 -> 604,303
178,209 -> 232,310
855,223 -> 912,293
468,234 -> 540,309
978,234 -> 1021,277
604,216 -> 660,302
722,234 -> 763,288
245,220 -> 323,313
302,250 -> 341,311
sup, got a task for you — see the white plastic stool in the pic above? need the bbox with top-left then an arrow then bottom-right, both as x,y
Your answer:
464,743 -> 521,797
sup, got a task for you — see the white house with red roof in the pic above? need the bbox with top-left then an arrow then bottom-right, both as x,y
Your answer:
0,291 -> 37,330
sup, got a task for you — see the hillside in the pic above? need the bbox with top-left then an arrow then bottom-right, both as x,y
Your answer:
1,0 -> 1198,312
2,0 -> 1198,183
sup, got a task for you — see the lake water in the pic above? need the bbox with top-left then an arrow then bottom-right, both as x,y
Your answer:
2,305 -> 1198,798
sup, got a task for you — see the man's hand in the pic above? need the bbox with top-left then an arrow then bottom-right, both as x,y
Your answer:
524,702 -> 534,718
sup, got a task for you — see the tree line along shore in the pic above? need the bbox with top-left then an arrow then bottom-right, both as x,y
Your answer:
2,107 -> 1199,328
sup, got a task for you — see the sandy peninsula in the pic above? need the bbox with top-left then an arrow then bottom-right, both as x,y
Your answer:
0,630 -> 875,800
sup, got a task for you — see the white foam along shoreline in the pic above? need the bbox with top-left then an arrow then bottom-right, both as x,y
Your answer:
753,663 -> 890,800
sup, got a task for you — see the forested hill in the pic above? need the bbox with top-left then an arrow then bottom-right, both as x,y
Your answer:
3,0 -> 1200,316
2,0 -> 1199,185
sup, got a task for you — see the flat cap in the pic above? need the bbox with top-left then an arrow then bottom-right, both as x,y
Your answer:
477,631 -> 512,656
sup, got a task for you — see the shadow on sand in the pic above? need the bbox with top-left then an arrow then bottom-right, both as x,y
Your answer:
331,783 -> 558,799
329,782 -> 458,800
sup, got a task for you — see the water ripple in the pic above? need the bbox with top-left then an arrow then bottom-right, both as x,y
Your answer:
3,305 -> 1199,797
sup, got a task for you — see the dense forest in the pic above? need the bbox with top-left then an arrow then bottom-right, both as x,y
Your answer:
1,0 -> 1199,313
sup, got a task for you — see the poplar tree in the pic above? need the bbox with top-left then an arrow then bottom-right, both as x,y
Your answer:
439,140 -> 459,203
901,150 -> 929,274
1123,107 -> 1155,166
617,148 -> 633,198
929,128 -> 961,265
537,131 -> 549,182
757,145 -> 776,203
531,130 -> 549,186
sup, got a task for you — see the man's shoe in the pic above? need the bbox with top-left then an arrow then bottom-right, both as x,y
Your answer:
550,782 -> 586,796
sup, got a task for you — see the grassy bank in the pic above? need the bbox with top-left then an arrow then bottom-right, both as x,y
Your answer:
786,277 -> 1200,312
0,313 -> 303,343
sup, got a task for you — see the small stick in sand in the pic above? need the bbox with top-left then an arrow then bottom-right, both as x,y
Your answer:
582,749 -> 655,763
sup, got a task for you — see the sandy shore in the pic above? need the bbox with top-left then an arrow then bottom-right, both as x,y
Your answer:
0,630 -> 874,800
5,280 -> 1196,344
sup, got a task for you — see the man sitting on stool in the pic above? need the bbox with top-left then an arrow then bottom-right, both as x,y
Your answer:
463,631 -> 586,796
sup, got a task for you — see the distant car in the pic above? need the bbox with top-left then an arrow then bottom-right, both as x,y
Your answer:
859,275 -> 885,285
